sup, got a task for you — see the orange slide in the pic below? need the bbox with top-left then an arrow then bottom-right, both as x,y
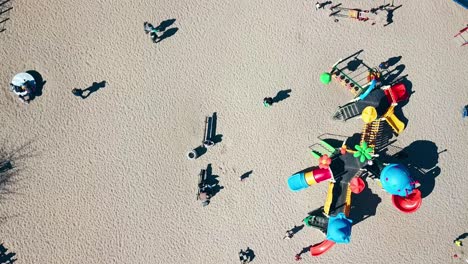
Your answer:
310,239 -> 336,256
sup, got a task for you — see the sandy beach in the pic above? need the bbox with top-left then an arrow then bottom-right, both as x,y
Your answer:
0,0 -> 467,263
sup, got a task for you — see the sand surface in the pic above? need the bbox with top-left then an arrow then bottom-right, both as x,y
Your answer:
0,0 -> 467,263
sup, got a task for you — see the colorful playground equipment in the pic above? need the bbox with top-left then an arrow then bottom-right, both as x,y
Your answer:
286,52 -> 418,257
287,136 -> 423,256
322,54 -> 409,136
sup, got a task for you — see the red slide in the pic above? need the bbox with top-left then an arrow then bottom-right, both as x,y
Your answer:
391,189 -> 422,214
310,239 -> 336,256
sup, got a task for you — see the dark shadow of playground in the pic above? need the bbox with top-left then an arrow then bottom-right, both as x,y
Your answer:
382,64 -> 405,85
211,112 -> 223,144
379,140 -> 443,198
384,4 -> 403,27
307,206 -> 325,217
349,184 -> 382,226
397,141 -> 444,198
205,164 -> 224,198
346,58 -> 363,72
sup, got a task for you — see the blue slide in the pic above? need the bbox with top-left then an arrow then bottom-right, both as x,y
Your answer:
358,79 -> 377,100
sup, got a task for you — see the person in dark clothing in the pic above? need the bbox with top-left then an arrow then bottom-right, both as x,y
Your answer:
263,97 -> 274,107
72,88 -> 84,98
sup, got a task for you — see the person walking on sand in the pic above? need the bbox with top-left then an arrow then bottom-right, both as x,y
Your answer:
144,22 -> 161,43
283,229 -> 294,240
263,97 -> 273,107
285,224 -> 304,239
239,249 -> 250,263
315,2 -> 321,10
379,61 -> 389,70
294,254 -> 302,261
72,88 -> 84,98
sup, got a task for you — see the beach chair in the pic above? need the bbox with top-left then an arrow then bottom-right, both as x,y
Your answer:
382,83 -> 408,105
381,106 -> 405,134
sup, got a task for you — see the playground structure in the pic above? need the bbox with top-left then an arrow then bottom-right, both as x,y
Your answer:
454,26 -> 468,47
321,53 -> 408,136
286,54 -> 418,257
287,138 -> 422,256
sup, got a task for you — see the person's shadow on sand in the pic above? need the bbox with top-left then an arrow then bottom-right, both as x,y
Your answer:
349,185 -> 382,226
272,89 -> 291,104
73,81 -> 106,99
26,70 -> 46,100
155,19 -> 176,31
0,243 -> 17,263
155,28 -> 179,43
154,19 -> 178,43
205,164 -> 224,198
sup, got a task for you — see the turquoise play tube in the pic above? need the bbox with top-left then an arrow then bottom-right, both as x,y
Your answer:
287,172 -> 309,192
358,79 -> 377,100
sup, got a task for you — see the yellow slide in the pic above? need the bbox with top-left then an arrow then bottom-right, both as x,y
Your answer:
323,182 -> 335,216
382,106 -> 405,134
344,184 -> 352,217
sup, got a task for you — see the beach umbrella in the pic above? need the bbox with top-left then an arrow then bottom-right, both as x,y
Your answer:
320,72 -> 332,84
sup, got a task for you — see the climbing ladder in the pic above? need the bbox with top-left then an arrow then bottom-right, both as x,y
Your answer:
332,101 -> 360,121
309,140 -> 338,159
360,119 -> 384,154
